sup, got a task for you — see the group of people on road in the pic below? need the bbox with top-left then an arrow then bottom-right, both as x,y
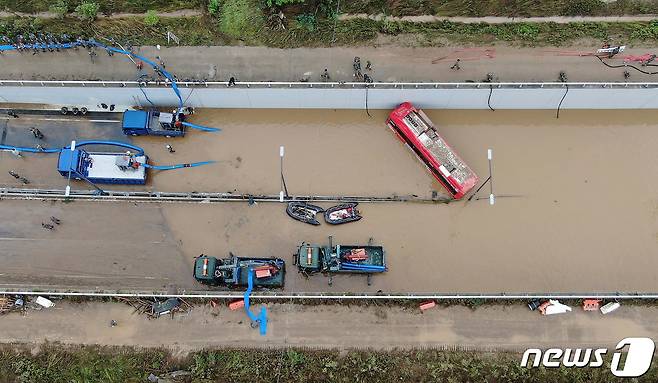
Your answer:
41,216 -> 61,231
6,125 -> 48,185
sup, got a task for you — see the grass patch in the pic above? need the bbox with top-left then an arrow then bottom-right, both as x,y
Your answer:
0,343 -> 653,382
218,0 -> 264,39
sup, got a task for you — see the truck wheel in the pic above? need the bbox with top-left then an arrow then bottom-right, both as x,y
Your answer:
214,269 -> 222,278
80,107 -> 88,115
60,107 -> 69,115
72,107 -> 79,115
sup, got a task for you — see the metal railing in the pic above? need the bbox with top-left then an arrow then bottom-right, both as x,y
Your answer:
0,187 -> 451,204
0,289 -> 654,299
0,79 -> 656,90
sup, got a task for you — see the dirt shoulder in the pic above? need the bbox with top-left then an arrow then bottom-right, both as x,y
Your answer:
1,301 -> 654,351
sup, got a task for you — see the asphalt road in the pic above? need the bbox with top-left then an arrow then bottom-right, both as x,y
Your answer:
0,45 -> 653,83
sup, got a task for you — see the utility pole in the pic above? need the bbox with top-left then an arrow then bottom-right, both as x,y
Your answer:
279,146 -> 289,202
65,140 -> 75,197
467,148 -> 495,205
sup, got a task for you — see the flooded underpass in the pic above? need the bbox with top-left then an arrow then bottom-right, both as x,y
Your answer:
1,108 -> 658,293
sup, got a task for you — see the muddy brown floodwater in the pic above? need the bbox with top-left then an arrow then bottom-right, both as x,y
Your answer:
2,108 -> 658,293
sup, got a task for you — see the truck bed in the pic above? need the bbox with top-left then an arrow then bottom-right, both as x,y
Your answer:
87,153 -> 147,184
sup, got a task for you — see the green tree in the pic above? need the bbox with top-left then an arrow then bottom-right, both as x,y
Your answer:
75,1 -> 100,21
144,10 -> 160,26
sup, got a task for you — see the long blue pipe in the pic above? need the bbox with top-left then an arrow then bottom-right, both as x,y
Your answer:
0,144 -> 59,153
0,140 -> 145,155
1,140 -> 213,171
244,269 -> 268,336
181,121 -> 221,133
1,40 -> 220,132
143,160 -> 215,170
340,263 -> 387,272
0,41 -> 182,107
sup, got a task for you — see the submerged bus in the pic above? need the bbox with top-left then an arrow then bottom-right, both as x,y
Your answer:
386,102 -> 478,199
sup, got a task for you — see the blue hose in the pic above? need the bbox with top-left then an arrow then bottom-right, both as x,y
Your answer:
1,39 -> 221,132
0,144 -> 59,153
244,269 -> 268,336
87,41 -> 184,109
143,160 -> 215,170
0,140 -> 145,156
181,121 -> 221,133
69,140 -> 145,155
340,263 -> 387,272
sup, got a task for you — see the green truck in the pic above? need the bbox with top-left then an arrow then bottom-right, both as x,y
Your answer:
293,236 -> 386,285
194,254 -> 286,288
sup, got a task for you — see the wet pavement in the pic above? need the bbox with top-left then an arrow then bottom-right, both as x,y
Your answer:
1,108 -> 657,294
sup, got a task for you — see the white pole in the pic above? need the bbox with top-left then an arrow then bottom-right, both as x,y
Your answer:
487,148 -> 494,205
65,140 -> 76,197
279,146 -> 285,202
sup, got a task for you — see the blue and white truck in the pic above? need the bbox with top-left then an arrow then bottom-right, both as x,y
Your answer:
57,148 -> 148,185
122,109 -> 188,137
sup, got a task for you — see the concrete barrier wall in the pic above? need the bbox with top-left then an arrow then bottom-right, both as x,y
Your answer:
1,81 -> 658,110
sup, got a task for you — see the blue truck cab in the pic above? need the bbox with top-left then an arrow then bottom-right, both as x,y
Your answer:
57,148 -> 148,185
122,110 -> 186,137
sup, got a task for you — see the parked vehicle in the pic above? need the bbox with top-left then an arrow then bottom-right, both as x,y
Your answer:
194,254 -> 285,288
294,236 -> 386,285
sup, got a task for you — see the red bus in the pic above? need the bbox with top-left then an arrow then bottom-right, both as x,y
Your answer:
386,102 -> 478,199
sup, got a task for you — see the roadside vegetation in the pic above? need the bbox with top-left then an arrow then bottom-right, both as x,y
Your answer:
339,0 -> 658,17
0,344 -> 654,383
0,0 -> 204,14
2,0 -> 658,17
1,15 -> 658,48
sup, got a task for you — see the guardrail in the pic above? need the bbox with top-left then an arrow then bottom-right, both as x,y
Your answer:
0,289 -> 654,299
0,187 -> 451,204
0,79 -> 656,89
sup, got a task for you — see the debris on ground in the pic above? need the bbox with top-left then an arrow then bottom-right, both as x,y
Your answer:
527,299 -> 542,311
34,296 -> 55,308
419,300 -> 436,311
229,299 -> 245,311
600,301 -> 621,315
538,299 -> 572,315
582,299 -> 602,311
118,297 -> 191,319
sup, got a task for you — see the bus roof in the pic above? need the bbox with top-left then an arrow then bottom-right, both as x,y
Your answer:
387,102 -> 478,198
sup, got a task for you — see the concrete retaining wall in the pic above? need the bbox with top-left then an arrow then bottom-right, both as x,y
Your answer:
1,81 -> 657,110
